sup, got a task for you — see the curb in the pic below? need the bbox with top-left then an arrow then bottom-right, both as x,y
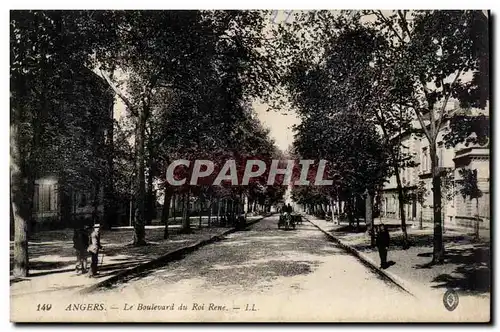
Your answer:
80,215 -> 269,294
303,215 -> 416,298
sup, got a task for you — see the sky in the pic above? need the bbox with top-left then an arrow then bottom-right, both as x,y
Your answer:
253,10 -> 302,153
253,101 -> 300,153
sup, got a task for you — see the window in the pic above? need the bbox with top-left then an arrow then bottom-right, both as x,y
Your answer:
421,147 -> 429,172
35,183 -> 58,212
438,142 -> 444,167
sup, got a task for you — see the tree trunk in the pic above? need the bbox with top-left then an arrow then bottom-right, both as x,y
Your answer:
162,185 -> 172,239
366,192 -> 375,247
59,179 -> 73,228
475,198 -> 480,240
419,205 -> 423,230
198,196 -> 203,229
181,191 -> 191,233
356,211 -> 360,231
92,181 -> 101,224
347,198 -> 355,226
442,201 -> 446,234
145,163 -> 154,225
11,122 -> 33,278
133,105 -> 147,246
208,196 -> 212,227
230,200 -> 234,219
330,197 -> 336,224
180,194 -> 185,222
394,163 -> 409,249
103,96 -> 115,231
245,196 -> 250,216
173,194 -> 177,224
217,198 -> 221,223
430,144 -> 444,263
12,197 -> 30,278
240,192 -> 244,217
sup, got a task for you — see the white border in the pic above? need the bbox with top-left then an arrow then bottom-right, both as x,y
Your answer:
2,2 -> 498,331
2,0 -> 498,9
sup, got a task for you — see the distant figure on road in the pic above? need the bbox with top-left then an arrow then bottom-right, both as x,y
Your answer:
73,224 -> 89,274
87,223 -> 103,277
376,224 -> 390,269
287,204 -> 293,214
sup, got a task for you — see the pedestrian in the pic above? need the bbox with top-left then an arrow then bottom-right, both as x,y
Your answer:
375,224 -> 390,269
73,223 -> 89,274
87,223 -> 103,278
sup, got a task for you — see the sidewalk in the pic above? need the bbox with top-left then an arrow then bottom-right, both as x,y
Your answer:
375,216 -> 490,238
303,214 -> 491,302
10,215 -> 265,298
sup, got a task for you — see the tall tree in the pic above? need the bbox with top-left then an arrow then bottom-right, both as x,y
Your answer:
10,10 -> 115,275
366,10 -> 489,262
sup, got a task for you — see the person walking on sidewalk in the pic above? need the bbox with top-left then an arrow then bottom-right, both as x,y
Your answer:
375,224 -> 390,269
87,223 -> 103,278
73,224 -> 89,274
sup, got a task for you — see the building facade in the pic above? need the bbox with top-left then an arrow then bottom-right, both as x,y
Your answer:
380,102 -> 490,230
31,67 -> 113,229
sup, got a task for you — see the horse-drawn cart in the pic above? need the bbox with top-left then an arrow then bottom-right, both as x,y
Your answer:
278,213 -> 301,230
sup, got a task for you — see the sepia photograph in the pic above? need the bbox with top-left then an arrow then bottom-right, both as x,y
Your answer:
9,7 -> 491,323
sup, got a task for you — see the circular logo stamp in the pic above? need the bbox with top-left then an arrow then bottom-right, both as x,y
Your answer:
443,289 -> 459,311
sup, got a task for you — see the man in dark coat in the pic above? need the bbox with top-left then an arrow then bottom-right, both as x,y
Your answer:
73,224 -> 89,274
375,224 -> 390,269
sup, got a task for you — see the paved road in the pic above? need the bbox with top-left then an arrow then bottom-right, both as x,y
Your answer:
79,214 -> 432,322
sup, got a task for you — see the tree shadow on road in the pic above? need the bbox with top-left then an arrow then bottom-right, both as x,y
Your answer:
420,243 -> 491,295
10,226 -> 232,283
344,228 -> 491,295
